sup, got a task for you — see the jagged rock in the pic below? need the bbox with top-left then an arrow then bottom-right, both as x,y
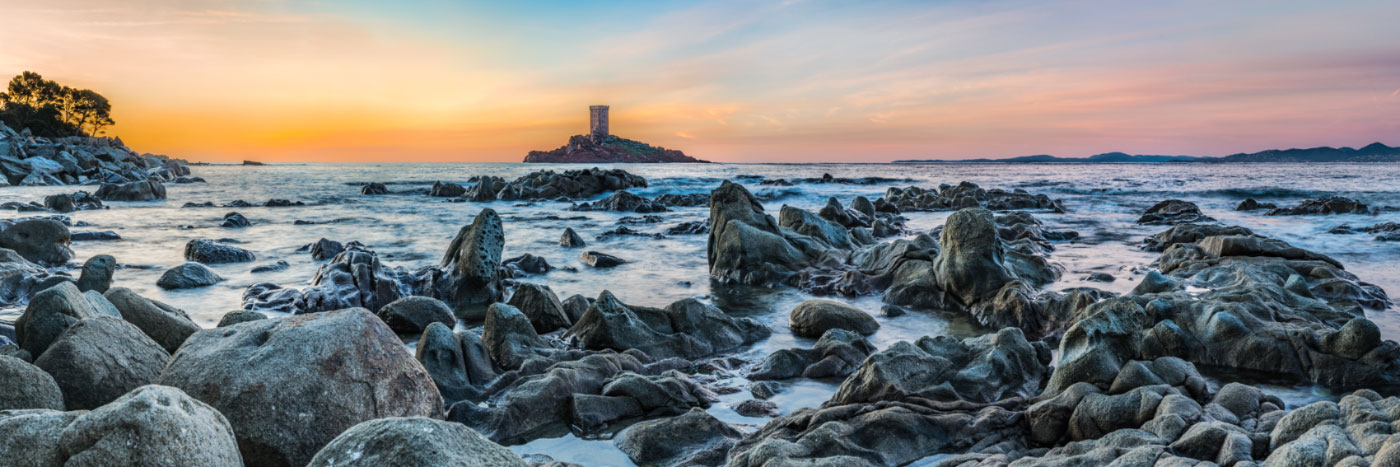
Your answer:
158,308 -> 444,466
105,287 -> 200,353
525,135 -> 705,163
58,385 -> 242,466
0,354 -> 65,410
832,327 -> 1049,405
1138,199 -> 1214,225
376,295 -> 456,334
43,192 -> 103,213
502,253 -> 552,275
579,250 -> 626,267
665,220 -> 708,235
184,239 -> 255,264
565,291 -> 770,360
243,243 -> 429,316
221,212 -> 250,228
749,328 -> 874,380
307,417 -> 527,467
708,181 -> 812,285
250,260 -> 289,273
94,179 -> 166,201
560,227 -> 586,248
0,218 -> 72,265
615,408 -> 741,466
881,181 -> 1064,212
787,299 -> 878,337
438,208 -> 506,314
570,191 -> 667,213
156,262 -> 225,289
75,254 -> 115,293
507,283 -> 571,333
216,310 -> 266,327
34,315 -> 170,410
482,303 -> 552,370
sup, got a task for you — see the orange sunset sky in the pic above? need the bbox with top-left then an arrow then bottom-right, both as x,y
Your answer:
1,0 -> 1397,163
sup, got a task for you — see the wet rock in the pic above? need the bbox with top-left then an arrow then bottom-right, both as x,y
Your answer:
615,408 -> 742,466
655,193 -> 709,207
220,211 -> 250,228
430,181 -> 467,197
1142,223 -> 1256,252
215,310 -> 266,327
734,399 -> 780,417
1268,196 -> 1370,216
185,239 -> 255,264
105,287 -> 200,353
58,385 -> 242,466
486,167 -> 647,200
570,190 -> 667,213
1138,199 -> 1214,225
832,327 -> 1049,405
449,351 -> 645,443
156,262 -> 225,289
1087,272 -> 1116,282
94,179 -> 166,201
579,250 -> 625,268
1237,198 -> 1277,211
482,303 -> 552,370
69,230 -> 120,241
787,299 -> 878,337
34,315 -> 170,410
565,291 -> 770,360
665,220 -> 708,235
158,308 -> 443,466
503,253 -> 552,275
880,181 -> 1064,212
415,322 -> 481,406
75,254 -> 115,293
749,328 -> 874,380
376,295 -> 456,334
437,208 -> 506,313
560,227 -> 586,248
360,182 -> 388,195
0,354 -> 65,410
43,192 -> 103,213
708,181 -> 813,285
308,417 -> 527,467
0,218 -> 72,265
507,283 -> 571,333
309,238 -> 344,261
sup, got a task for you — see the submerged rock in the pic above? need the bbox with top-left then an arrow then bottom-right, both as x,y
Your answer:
579,250 -> 626,268
1268,196 -> 1371,215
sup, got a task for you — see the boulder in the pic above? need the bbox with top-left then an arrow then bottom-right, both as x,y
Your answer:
216,310 -> 266,327
184,239 -> 255,264
560,227 -> 586,248
415,322 -> 479,406
309,238 -> 343,261
0,409 -> 84,466
221,212 -> 250,228
438,209 -> 505,313
33,315 -> 170,410
75,254 -> 115,293
307,417 -> 527,467
614,408 -> 742,466
360,182 -> 388,195
0,218 -> 72,265
0,354 -> 65,410
156,262 -> 225,289
376,295 -> 456,334
158,308 -> 444,466
14,282 -> 98,356
1138,199 -> 1214,225
788,299 -> 878,337
430,181 -> 466,197
708,180 -> 811,285
105,287 -> 200,353
565,291 -> 770,360
579,250 -> 626,268
58,385 -> 242,466
833,327 -> 1049,405
507,283 -> 572,333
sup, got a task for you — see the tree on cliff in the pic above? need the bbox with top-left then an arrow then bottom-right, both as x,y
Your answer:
0,71 -> 114,137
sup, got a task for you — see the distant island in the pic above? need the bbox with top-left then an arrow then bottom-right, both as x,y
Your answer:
524,105 -> 707,163
895,142 -> 1400,163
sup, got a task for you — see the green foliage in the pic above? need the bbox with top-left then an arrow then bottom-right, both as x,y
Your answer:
601,135 -> 668,156
0,71 -> 114,137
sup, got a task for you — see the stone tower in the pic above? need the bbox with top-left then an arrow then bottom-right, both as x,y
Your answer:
589,105 -> 609,140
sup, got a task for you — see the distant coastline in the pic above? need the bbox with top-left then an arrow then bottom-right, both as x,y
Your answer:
895,142 -> 1400,163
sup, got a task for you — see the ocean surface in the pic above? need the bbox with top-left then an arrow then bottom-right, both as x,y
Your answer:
3,162 -> 1398,465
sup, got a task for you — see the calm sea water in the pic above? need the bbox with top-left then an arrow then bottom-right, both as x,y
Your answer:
2,162 -> 1397,465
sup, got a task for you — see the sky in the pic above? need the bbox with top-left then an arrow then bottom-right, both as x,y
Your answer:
1,0 -> 1397,163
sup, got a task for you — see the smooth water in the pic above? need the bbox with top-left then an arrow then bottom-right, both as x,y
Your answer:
3,162 -> 1398,465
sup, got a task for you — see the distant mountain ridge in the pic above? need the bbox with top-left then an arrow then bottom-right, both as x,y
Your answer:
895,142 -> 1400,163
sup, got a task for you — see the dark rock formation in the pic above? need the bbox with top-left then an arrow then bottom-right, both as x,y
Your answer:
1268,196 -> 1371,215
360,182 -> 388,195
614,408 -> 741,466
103,287 -> 200,353
565,291 -> 770,360
376,295 -> 456,334
560,227 -> 586,248
307,417 -> 527,467
579,250 -> 626,268
0,354 -> 65,410
569,191 -> 668,213
437,208 -> 506,314
1138,199 -> 1214,225
880,181 -> 1065,212
749,328 -> 874,381
184,239 -> 255,264
524,134 -> 707,163
156,262 -> 225,289
787,299 -> 878,337
95,179 -> 167,201
220,212 -> 250,228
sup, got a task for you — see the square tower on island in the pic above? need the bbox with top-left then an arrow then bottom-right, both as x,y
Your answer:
589,105 -> 609,141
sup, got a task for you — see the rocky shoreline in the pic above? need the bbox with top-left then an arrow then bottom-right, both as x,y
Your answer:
2,164 -> 1399,466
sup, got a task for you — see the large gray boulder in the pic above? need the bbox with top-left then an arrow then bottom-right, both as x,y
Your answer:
156,262 -> 225,289
0,218 -> 72,265
33,315 -> 170,410
788,299 -> 878,338
14,282 -> 99,356
0,354 -> 65,410
94,179 -> 166,201
615,407 -> 742,466
0,409 -> 84,466
104,287 -> 200,353
58,385 -> 242,466
158,308 -> 444,466
932,208 -> 1017,306
437,209 -> 505,316
831,327 -> 1050,405
307,417 -> 528,467
708,180 -> 811,285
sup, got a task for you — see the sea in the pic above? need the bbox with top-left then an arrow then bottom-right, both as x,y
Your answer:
2,162 -> 1398,465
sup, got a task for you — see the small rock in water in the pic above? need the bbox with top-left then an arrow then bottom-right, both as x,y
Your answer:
560,227 -> 586,248
71,231 -> 121,242
156,262 -> 225,290
1086,272 -> 1116,282
880,305 -> 906,317
250,260 -> 290,273
184,239 -> 255,264
309,238 -> 344,261
732,399 -> 780,417
750,381 -> 780,400
579,251 -> 625,268
376,296 -> 457,335
788,300 -> 879,338
220,212 -> 250,228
